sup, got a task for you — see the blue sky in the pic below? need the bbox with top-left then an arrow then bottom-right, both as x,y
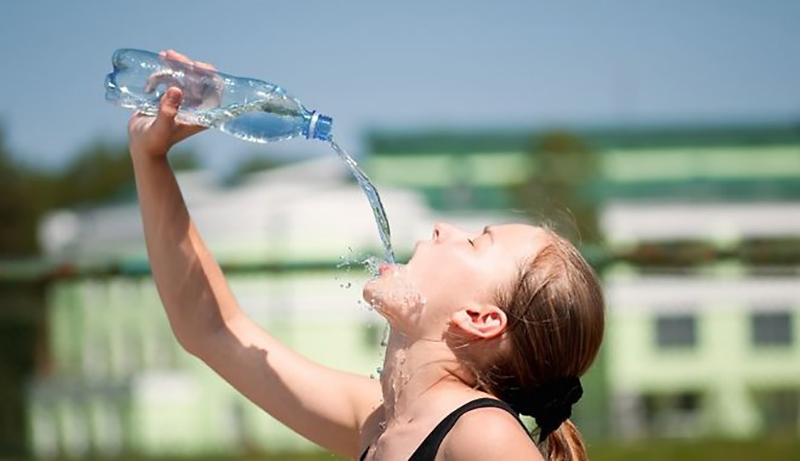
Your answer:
1,1 -> 798,173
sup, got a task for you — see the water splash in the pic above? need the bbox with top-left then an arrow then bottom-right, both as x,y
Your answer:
362,256 -> 384,278
380,323 -> 391,347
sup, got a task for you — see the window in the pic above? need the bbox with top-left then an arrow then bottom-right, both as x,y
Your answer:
751,311 -> 793,347
656,314 -> 697,349
641,391 -> 705,437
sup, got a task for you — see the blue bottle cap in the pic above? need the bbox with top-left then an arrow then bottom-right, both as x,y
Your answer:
307,112 -> 333,141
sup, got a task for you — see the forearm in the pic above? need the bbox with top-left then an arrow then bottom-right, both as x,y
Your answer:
131,150 -> 240,353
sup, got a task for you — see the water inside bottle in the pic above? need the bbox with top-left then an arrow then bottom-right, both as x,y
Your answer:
190,96 -> 305,144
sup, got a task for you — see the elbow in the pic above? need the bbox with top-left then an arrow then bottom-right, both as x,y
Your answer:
172,327 -> 202,356
171,317 -> 229,359
164,305 -> 231,357
175,331 -> 202,356
170,322 -> 212,358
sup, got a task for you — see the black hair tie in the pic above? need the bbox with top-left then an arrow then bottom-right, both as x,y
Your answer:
504,377 -> 583,443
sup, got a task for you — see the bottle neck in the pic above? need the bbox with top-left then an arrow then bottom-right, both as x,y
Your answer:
307,112 -> 333,141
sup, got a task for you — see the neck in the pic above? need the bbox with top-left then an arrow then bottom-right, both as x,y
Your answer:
379,326 -> 474,424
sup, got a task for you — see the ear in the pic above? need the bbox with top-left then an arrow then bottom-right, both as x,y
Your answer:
451,304 -> 508,340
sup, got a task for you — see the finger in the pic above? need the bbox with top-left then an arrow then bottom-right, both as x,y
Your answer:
194,61 -> 217,72
154,87 -> 182,132
164,49 -> 193,65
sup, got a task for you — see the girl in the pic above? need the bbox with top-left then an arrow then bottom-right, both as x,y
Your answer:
127,50 -> 604,461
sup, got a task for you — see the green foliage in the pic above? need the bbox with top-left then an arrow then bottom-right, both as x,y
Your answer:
512,131 -> 602,244
0,284 -> 41,457
169,149 -> 201,172
0,128 -> 41,256
0,126 -> 200,257
54,140 -> 136,207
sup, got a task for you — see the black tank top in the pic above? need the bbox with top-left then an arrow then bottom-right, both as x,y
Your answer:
359,397 -> 527,461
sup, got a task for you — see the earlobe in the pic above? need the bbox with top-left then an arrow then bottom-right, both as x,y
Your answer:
451,305 -> 507,340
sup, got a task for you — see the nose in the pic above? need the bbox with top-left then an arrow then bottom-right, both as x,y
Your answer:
432,222 -> 468,241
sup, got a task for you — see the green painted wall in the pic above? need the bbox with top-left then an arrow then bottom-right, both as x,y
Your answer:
606,272 -> 800,438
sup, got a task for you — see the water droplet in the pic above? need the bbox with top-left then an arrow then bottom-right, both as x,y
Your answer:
380,323 -> 390,347
376,366 -> 383,376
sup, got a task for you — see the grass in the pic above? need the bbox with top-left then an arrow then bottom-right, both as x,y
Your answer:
587,437 -> 800,461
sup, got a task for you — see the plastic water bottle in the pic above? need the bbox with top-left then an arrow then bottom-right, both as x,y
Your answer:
105,48 -> 332,143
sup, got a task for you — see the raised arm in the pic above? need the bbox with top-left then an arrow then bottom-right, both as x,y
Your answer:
128,53 -> 381,457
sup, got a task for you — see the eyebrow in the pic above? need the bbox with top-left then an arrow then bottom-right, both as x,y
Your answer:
483,226 -> 495,244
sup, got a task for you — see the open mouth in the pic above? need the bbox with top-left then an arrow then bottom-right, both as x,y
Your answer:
378,263 -> 394,276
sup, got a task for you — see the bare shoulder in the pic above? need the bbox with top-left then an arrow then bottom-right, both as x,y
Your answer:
442,407 -> 543,461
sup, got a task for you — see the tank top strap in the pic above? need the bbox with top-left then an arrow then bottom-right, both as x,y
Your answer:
359,398 -> 526,461
408,397 -> 527,461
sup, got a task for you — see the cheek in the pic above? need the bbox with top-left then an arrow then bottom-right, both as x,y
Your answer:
413,259 -> 492,309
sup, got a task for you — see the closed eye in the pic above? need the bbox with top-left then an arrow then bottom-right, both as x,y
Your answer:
467,238 -> 475,247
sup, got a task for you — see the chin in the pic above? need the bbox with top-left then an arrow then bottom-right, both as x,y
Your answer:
361,271 -> 427,329
362,278 -> 392,316
362,279 -> 378,307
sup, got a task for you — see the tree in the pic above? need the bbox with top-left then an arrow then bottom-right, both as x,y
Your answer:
0,127 -> 41,256
0,132 -> 201,256
513,131 -> 602,244
55,141 -> 199,208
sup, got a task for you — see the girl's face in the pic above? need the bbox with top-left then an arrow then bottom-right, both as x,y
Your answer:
363,223 -> 548,340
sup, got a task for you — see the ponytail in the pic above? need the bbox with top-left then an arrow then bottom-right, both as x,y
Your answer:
539,419 -> 587,461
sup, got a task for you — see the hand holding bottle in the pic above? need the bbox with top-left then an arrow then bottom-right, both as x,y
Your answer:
127,50 -> 217,159
143,50 -> 224,110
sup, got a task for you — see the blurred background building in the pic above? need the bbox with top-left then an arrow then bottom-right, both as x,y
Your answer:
2,1 -> 800,460
3,121 -> 797,458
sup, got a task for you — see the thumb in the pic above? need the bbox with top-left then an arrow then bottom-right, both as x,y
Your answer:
154,87 -> 183,130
